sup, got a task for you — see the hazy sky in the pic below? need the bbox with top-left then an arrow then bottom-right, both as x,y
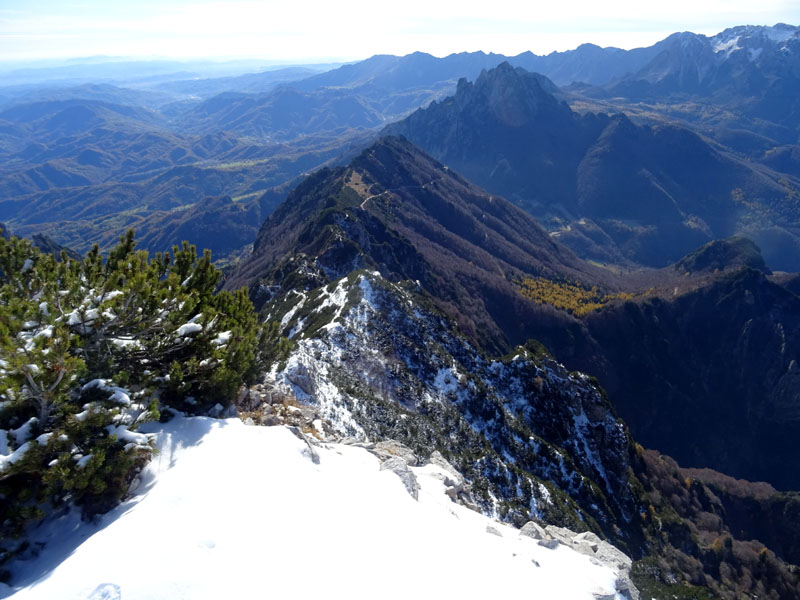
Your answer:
1,0 -> 799,63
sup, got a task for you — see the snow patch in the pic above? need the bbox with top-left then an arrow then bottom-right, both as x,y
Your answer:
6,418 -> 626,599
279,292 -> 306,327
713,35 -> 740,55
0,441 -> 31,472
176,322 -> 203,336
11,417 -> 38,445
211,331 -> 231,346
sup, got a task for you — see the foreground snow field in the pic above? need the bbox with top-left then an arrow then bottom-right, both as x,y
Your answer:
4,417 -> 626,599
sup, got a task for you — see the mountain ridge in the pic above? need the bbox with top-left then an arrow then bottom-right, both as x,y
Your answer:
226,135 -> 613,352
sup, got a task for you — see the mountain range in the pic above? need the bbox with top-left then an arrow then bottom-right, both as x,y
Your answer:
4,23 -> 800,599
387,62 -> 800,270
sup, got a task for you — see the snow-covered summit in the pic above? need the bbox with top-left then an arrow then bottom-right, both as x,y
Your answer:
710,23 -> 799,58
3,417 -> 632,600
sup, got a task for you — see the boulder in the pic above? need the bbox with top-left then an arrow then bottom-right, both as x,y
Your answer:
380,456 -> 420,500
575,531 -> 602,545
486,525 -> 503,537
427,451 -> 464,485
545,525 -> 575,546
594,541 -> 633,572
373,440 -> 419,466
573,540 -> 599,556
519,521 -> 548,540
615,571 -> 640,600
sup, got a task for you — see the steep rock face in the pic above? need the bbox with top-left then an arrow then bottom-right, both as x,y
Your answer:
386,63 -> 599,216
575,267 -> 800,490
386,63 -> 800,270
264,269 -> 643,548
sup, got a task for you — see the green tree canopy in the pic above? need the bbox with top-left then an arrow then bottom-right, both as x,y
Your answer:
0,231 -> 267,571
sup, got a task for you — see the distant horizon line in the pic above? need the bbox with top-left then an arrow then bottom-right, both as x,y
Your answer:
0,21 -> 796,70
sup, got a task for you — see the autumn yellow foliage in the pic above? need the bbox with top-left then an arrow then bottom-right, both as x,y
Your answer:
517,277 -> 634,316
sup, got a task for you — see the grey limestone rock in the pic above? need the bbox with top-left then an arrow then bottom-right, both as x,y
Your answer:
594,540 -> 633,572
373,440 -> 419,466
380,456 -> 420,500
545,525 -> 576,546
575,531 -> 602,545
519,521 -> 548,540
486,525 -> 503,537
287,426 -> 321,465
428,451 -> 464,485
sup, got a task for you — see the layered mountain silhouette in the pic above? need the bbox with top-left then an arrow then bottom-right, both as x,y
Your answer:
3,24 -> 800,264
386,62 -> 800,270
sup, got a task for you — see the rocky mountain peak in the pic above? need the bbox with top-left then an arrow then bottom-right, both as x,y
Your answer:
453,62 -> 564,126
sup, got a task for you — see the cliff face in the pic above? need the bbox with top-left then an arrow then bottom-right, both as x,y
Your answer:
577,267 -> 800,490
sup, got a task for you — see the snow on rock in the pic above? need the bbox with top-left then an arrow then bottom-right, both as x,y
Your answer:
713,35 -> 740,55
279,291 -> 306,327
4,417 -> 628,600
270,271 -> 637,528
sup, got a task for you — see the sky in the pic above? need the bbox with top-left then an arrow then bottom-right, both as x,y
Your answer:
1,0 -> 799,63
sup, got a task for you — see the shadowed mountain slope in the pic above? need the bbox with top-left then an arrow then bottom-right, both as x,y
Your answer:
386,62 -> 800,270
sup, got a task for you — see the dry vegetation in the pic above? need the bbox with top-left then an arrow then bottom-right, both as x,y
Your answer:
631,449 -> 800,600
517,276 -> 635,316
